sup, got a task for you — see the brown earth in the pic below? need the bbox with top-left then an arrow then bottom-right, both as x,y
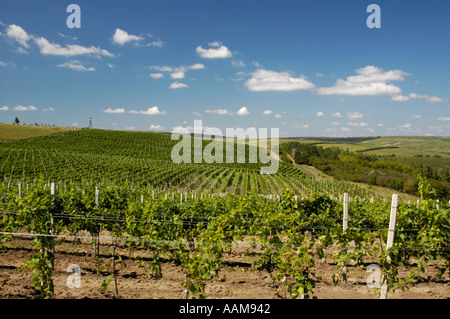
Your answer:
0,235 -> 448,299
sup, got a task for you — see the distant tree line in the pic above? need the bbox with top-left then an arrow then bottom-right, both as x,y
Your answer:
280,141 -> 449,199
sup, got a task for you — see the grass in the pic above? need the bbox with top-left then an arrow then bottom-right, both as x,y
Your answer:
281,136 -> 450,158
0,123 -> 74,141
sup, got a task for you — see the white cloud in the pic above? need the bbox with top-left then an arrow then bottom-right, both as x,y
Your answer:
57,32 -> 78,41
331,112 -> 343,118
72,122 -> 79,127
139,106 -> 166,115
395,123 -> 422,134
170,71 -> 185,79
232,60 -> 245,67
426,96 -> 444,103
301,124 -> 310,130
149,65 -> 173,72
340,127 -> 352,132
437,117 -> 450,121
57,60 -> 95,72
397,123 -> 411,130
236,106 -> 250,116
149,73 -> 164,79
391,95 -> 410,102
205,109 -> 231,115
331,121 -> 341,126
104,108 -> 125,114
16,47 -> 28,54
316,111 -> 324,117
411,114 -> 422,119
149,124 -> 164,130
377,123 -> 384,127
13,105 -> 38,111
151,40 -> 164,47
6,24 -> 30,48
42,107 -> 55,112
263,110 -> 273,115
317,65 -> 408,96
275,114 -> 283,118
391,92 -> 443,103
348,122 -> 369,127
0,106 -> 9,111
252,61 -> 262,68
112,28 -> 144,45
150,64 -> 204,80
34,36 -> 114,57
189,63 -> 205,70
0,60 -> 15,67
124,126 -> 135,130
169,81 -> 189,89
346,111 -> 365,120
244,69 -> 315,92
196,43 -> 232,59
208,41 -> 221,47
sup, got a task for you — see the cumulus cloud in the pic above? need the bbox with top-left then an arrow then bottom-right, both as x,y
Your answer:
232,60 -> 245,67
6,24 -> 30,48
57,60 -> 95,72
34,36 -> 114,57
348,122 -> 369,127
149,124 -> 164,130
104,108 -> 125,114
331,112 -> 343,118
317,65 -> 408,96
0,106 -> 9,111
244,69 -> 315,92
149,64 -> 204,80
138,106 -> 166,115
391,92 -> 443,103
346,111 -> 366,120
3,23 -> 113,57
42,107 -> 55,112
205,109 -> 231,115
236,106 -> 250,116
0,61 -> 15,67
196,42 -> 232,59
437,117 -> 450,121
13,105 -> 38,111
316,111 -> 324,117
112,28 -> 144,45
150,73 -> 164,79
169,81 -> 189,89
426,96 -> 444,103
263,110 -> 273,115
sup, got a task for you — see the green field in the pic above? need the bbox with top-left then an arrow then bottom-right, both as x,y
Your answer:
2,125 -> 449,200
281,136 -> 450,157
0,123 -> 74,141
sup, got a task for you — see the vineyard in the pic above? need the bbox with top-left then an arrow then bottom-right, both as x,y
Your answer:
0,129 -> 449,299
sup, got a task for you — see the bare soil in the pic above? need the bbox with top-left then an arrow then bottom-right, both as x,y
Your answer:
0,235 -> 448,299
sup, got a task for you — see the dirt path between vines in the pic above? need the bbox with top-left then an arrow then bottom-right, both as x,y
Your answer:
0,236 -> 448,299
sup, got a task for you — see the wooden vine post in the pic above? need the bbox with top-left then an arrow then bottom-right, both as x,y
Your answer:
50,182 -> 56,270
342,193 -> 349,279
380,194 -> 399,299
94,186 -> 100,270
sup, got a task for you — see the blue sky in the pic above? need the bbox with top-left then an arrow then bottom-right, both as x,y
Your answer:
0,0 -> 449,137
